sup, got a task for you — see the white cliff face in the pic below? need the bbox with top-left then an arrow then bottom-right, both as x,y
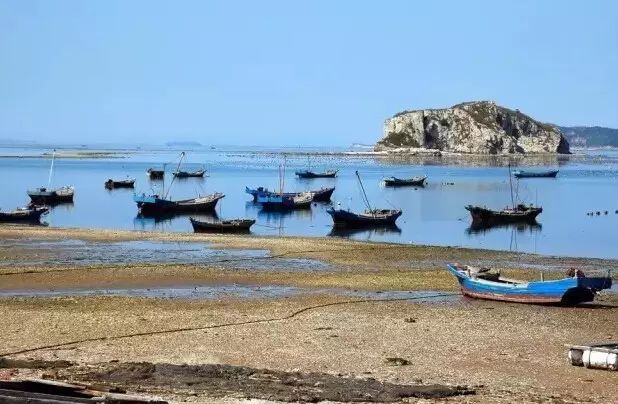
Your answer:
376,101 -> 570,154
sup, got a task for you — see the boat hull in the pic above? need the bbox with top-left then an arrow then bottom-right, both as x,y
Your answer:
134,193 -> 224,216
0,207 -> 49,223
446,264 -> 612,306
173,170 -> 205,178
190,218 -> 255,233
246,186 -> 334,202
147,169 -> 164,179
295,170 -> 337,178
105,179 -> 135,189
27,187 -> 74,205
327,208 -> 402,228
466,205 -> 542,226
513,170 -> 559,178
383,176 -> 426,187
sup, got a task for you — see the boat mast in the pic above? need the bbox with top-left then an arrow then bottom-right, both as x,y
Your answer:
165,152 -> 185,199
355,170 -> 373,213
508,163 -> 515,208
47,149 -> 56,189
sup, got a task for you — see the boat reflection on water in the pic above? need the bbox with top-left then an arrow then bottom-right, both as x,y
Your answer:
133,211 -> 219,230
328,225 -> 402,239
466,221 -> 542,235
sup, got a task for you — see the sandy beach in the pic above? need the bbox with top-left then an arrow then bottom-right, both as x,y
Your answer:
0,226 -> 616,403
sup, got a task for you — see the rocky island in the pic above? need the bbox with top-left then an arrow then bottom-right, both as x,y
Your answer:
376,101 -> 570,154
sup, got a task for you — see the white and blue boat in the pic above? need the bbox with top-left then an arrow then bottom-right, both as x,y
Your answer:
446,263 -> 612,305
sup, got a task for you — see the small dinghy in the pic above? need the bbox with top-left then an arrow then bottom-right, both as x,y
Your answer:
104,178 -> 135,189
567,343 -> 618,371
446,263 -> 612,305
173,169 -> 206,178
0,206 -> 49,223
295,170 -> 338,178
190,217 -> 256,233
513,169 -> 559,178
383,176 -> 427,187
147,168 -> 164,179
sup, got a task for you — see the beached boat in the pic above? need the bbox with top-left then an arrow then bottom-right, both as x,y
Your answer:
0,206 -> 49,223
27,150 -> 75,205
173,169 -> 206,178
513,169 -> 559,178
383,176 -> 427,187
465,204 -> 542,226
28,186 -> 74,205
104,178 -> 136,189
147,168 -> 164,179
295,170 -> 338,178
328,171 -> 402,228
134,192 -> 224,215
568,343 -> 618,371
245,186 -> 334,202
189,217 -> 256,233
446,263 -> 612,305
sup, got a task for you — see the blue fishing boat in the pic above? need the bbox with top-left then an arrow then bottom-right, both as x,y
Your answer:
446,263 -> 612,305
245,186 -> 334,202
512,169 -> 559,178
256,192 -> 313,210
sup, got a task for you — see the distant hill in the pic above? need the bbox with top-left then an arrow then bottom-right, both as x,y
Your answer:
559,126 -> 618,147
165,141 -> 203,147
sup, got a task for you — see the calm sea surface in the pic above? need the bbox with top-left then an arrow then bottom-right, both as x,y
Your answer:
2,146 -> 618,259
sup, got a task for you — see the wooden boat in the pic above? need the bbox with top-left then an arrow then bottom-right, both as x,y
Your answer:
190,217 -> 256,233
446,263 -> 613,305
327,208 -> 402,227
104,178 -> 135,189
28,150 -> 74,205
295,170 -> 338,178
245,186 -> 334,202
568,343 -> 618,371
513,169 -> 559,178
328,171 -> 402,228
27,186 -> 74,205
173,169 -> 206,178
383,176 -> 427,187
465,204 -> 542,226
134,192 -> 224,216
0,206 -> 49,223
257,192 -> 313,211
147,168 -> 164,179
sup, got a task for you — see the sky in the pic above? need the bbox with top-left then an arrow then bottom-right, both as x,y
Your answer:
0,0 -> 616,146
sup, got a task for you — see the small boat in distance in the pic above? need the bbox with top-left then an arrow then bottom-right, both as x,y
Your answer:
190,217 -> 256,233
327,171 -> 402,228
383,176 -> 427,187
173,169 -> 206,178
104,178 -> 136,189
446,263 -> 613,305
27,150 -> 75,205
0,206 -> 49,223
295,169 -> 338,178
147,168 -> 164,179
513,169 -> 559,178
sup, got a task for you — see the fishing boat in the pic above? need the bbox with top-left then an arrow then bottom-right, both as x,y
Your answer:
245,186 -> 334,202
257,192 -> 313,211
147,168 -> 164,179
465,204 -> 542,226
383,176 -> 427,187
189,217 -> 256,233
27,150 -> 75,205
0,206 -> 49,223
134,192 -> 224,215
466,165 -> 542,226
513,169 -> 559,178
295,169 -> 338,178
327,171 -> 402,228
134,152 -> 224,216
446,263 -> 612,305
173,169 -> 206,178
104,178 -> 136,189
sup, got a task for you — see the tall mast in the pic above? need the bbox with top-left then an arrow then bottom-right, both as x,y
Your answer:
165,152 -> 185,199
355,171 -> 373,212
47,149 -> 56,189
508,163 -> 515,208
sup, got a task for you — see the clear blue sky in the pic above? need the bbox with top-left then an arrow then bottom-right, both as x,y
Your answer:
1,0 -> 616,146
